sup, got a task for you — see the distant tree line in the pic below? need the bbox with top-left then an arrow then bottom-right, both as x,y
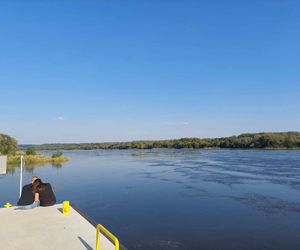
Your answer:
19,132 -> 300,150
0,133 -> 17,154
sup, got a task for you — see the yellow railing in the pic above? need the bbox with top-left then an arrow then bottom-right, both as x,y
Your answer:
96,224 -> 119,250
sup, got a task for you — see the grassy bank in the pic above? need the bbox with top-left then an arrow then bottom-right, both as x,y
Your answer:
7,153 -> 69,165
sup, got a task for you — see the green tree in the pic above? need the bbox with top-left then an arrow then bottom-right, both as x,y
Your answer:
26,147 -> 37,155
52,151 -> 63,158
0,133 -> 18,155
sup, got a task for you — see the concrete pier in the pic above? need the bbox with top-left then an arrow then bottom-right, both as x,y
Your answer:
0,204 -> 118,250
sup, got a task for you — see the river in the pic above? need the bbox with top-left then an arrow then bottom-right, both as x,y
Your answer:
1,149 -> 300,250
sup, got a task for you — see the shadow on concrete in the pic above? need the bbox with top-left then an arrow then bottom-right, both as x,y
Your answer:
78,236 -> 93,250
57,208 -> 63,214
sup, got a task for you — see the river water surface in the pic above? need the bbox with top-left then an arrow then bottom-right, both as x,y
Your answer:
1,149 -> 300,250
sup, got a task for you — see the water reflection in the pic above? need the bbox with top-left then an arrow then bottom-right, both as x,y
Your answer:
6,162 -> 65,174
52,163 -> 62,169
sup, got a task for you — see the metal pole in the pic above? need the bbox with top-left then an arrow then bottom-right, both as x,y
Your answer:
19,155 -> 23,198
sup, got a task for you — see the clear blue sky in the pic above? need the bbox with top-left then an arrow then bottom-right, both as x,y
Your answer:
0,1 -> 299,144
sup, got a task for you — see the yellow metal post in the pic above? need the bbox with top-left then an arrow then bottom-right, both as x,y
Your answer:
4,202 -> 12,208
96,224 -> 119,250
63,201 -> 70,214
96,225 -> 100,250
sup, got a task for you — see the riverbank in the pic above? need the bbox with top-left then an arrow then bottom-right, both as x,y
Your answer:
7,153 -> 69,165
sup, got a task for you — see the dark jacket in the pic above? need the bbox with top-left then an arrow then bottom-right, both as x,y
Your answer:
17,184 -> 34,205
39,183 -> 56,207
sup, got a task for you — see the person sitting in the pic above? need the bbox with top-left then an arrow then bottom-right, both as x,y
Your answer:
16,178 -> 56,210
33,178 -> 56,207
17,176 -> 38,206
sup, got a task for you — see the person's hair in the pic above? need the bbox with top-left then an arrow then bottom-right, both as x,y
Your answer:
32,178 -> 42,194
32,179 -> 47,194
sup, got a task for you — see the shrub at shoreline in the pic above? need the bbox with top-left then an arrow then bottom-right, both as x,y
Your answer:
7,153 -> 69,165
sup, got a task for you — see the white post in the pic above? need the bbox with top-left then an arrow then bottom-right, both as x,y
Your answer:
0,156 -> 7,175
19,155 -> 23,198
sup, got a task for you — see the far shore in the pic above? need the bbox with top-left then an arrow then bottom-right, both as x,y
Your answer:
18,146 -> 300,151
18,132 -> 300,151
